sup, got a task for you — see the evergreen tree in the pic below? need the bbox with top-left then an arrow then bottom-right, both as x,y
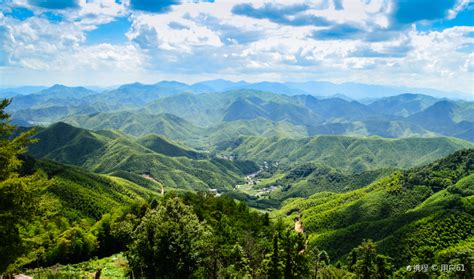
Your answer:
0,99 -> 47,273
353,239 -> 378,279
268,232 -> 282,279
375,255 -> 392,279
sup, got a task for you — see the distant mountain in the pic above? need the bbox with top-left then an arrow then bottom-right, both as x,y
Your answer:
28,122 -> 258,191
85,81 -> 195,107
283,81 -> 469,100
294,95 -> 380,121
222,95 -> 320,126
217,135 -> 473,172
145,90 -> 299,126
7,82 -> 474,142
33,84 -> 97,99
407,100 -> 474,138
0,86 -> 48,98
63,111 -> 308,148
61,90 -> 474,143
204,118 -> 307,144
8,85 -> 98,112
367,93 -> 440,117
63,111 -> 202,144
308,120 -> 436,138
193,79 -> 249,91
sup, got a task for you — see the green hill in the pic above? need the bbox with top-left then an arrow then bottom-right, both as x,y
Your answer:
63,111 -> 203,144
276,149 -> 474,266
11,157 -> 160,267
136,134 -> 204,159
217,135 -> 473,172
63,111 -> 308,148
308,120 -> 436,138
252,163 -> 393,202
28,123 -> 258,192
23,158 -> 160,219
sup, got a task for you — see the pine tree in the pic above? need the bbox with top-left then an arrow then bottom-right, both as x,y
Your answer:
353,239 -> 378,279
0,99 -> 47,273
268,232 -> 282,279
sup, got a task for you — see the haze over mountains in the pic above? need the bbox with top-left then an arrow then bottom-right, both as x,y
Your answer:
6,80 -> 473,144
2,79 -> 471,100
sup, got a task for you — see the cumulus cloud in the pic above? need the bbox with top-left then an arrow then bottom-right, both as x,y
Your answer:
0,0 -> 472,95
131,23 -> 159,49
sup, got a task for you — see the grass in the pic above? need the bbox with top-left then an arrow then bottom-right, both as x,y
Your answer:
26,253 -> 129,278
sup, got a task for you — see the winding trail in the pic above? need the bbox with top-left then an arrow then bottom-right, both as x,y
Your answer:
142,174 -> 165,195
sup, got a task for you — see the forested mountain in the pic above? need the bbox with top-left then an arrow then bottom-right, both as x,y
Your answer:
367,93 -> 441,117
216,135 -> 473,172
27,122 -> 257,191
64,111 -> 204,145
7,82 -> 474,142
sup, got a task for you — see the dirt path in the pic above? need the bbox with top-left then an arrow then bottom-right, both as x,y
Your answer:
142,174 -> 165,195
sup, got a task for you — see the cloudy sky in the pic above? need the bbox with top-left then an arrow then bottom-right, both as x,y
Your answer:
0,0 -> 473,96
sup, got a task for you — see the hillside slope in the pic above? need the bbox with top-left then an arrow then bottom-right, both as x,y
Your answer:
276,149 -> 474,266
217,135 -> 473,172
28,123 -> 257,191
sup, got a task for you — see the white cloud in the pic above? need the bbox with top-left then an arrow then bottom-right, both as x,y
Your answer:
0,0 -> 472,96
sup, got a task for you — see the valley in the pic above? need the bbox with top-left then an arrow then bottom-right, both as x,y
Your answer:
1,83 -> 473,278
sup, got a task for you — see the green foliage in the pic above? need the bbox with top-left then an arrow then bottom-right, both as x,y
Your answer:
348,240 -> 393,279
28,122 -> 258,191
127,197 -> 212,278
27,253 -> 129,278
277,149 -> 474,271
258,162 -> 392,202
0,99 -> 48,274
217,135 -> 472,172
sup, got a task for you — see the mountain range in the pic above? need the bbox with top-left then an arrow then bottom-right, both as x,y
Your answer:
6,81 -> 473,144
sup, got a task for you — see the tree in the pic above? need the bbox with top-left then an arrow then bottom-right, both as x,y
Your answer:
309,244 -> 330,278
268,232 -> 283,279
126,197 -> 212,278
348,249 -> 357,272
0,99 -> 46,273
353,239 -> 378,279
375,255 -> 392,279
350,239 -> 393,279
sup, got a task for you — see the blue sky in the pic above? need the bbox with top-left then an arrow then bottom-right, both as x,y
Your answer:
0,0 -> 473,97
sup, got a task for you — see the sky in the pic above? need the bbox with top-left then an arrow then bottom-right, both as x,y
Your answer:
0,0 -> 473,97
